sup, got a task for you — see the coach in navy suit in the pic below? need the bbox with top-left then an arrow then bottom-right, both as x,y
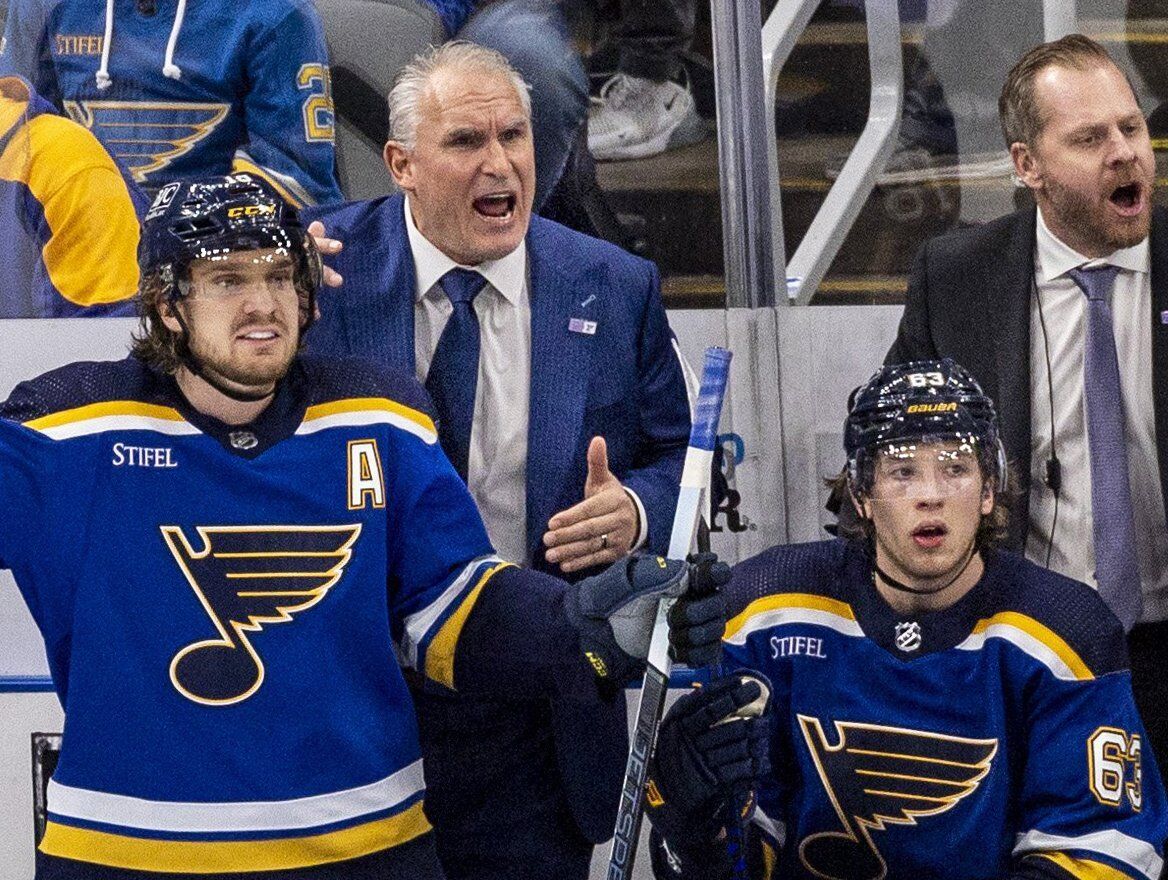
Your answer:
302,42 -> 690,880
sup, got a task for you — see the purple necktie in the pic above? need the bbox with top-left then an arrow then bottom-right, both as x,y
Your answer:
425,268 -> 487,482
1068,264 -> 1143,631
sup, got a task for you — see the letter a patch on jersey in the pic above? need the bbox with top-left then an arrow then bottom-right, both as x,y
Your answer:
796,715 -> 998,880
162,524 -> 362,706
348,439 -> 385,509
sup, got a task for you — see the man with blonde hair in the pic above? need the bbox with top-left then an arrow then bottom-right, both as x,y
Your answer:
888,34 -> 1168,767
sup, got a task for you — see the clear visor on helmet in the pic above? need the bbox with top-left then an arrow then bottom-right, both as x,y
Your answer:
863,436 -> 985,499
180,247 -> 298,300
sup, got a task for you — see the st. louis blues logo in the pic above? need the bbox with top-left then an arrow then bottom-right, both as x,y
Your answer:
63,100 -> 229,181
162,524 -> 362,706
797,715 -> 997,880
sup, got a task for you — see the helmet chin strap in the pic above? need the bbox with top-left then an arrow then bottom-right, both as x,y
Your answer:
170,306 -> 278,405
872,541 -> 978,597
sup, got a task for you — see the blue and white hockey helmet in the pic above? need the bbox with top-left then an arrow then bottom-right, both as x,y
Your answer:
139,174 -> 322,326
844,359 -> 1006,494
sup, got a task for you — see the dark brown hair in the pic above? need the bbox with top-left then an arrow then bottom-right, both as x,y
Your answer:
129,271 -> 184,374
999,34 -> 1129,147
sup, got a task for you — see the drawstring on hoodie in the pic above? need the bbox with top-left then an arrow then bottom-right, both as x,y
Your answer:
95,0 -> 114,89
95,0 -> 187,90
162,0 -> 187,79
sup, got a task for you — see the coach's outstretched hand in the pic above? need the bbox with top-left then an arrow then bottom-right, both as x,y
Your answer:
646,674 -> 772,847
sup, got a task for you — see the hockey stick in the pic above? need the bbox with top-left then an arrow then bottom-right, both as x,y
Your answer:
607,346 -> 732,880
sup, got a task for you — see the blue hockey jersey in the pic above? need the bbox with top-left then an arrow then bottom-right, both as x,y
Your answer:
0,0 -> 343,206
0,356 -> 528,877
0,74 -> 143,317
718,539 -> 1167,880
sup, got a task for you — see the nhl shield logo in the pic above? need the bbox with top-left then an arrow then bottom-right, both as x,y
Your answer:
894,621 -> 922,653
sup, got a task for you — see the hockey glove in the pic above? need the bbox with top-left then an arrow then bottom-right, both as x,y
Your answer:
645,674 -> 772,847
567,553 -> 688,685
668,552 -> 730,668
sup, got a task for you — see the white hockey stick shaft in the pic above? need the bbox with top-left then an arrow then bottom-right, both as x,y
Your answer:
607,346 -> 732,879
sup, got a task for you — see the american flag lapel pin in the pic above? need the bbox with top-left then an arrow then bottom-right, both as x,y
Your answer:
1161,310 -> 1168,325
569,317 -> 597,335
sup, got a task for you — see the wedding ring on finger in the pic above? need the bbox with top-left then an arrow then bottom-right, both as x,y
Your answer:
599,533 -> 609,551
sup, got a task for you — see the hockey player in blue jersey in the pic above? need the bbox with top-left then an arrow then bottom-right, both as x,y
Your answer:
0,0 -> 343,206
643,359 -> 1168,880
0,174 -> 724,880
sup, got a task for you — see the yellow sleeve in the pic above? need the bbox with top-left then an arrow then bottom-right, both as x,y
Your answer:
21,115 -> 140,307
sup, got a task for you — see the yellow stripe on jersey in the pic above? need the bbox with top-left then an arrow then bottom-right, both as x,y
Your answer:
969,611 -> 1094,681
302,397 -> 436,436
1035,852 -> 1138,879
24,401 -> 187,432
39,800 -> 431,873
231,156 -> 307,208
425,562 -> 515,690
724,593 -> 857,641
0,77 -> 140,307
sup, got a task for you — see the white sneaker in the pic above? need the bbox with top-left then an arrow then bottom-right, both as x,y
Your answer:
587,73 -> 706,161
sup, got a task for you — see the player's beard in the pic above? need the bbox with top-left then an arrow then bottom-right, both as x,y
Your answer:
188,317 -> 298,395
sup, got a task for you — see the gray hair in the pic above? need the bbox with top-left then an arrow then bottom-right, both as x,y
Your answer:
387,41 -> 532,150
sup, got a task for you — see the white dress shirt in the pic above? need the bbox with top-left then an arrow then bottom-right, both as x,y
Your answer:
1027,207 -> 1168,621
405,198 -> 532,564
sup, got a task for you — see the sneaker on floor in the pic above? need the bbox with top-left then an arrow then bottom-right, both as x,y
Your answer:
587,73 -> 707,161
825,134 -> 1013,185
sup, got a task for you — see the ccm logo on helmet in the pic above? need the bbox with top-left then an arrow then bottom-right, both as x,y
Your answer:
226,205 -> 276,218
905,402 -> 958,414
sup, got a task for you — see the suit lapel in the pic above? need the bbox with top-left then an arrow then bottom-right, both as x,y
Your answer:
365,196 -> 417,374
1149,208 -> 1168,519
991,208 -> 1037,525
525,220 -> 596,555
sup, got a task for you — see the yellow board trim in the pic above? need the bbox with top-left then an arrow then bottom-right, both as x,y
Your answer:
303,397 -> 436,435
970,611 -> 1094,681
725,592 -> 856,640
38,800 -> 431,873
1035,851 -> 1136,880
24,401 -> 186,431
425,562 -> 515,690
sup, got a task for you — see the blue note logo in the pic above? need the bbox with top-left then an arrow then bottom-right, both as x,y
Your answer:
64,100 -> 230,181
163,524 -> 362,706
797,716 -> 997,880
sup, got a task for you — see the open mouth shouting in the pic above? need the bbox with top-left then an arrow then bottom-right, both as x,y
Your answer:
1109,180 -> 1146,218
912,521 -> 949,550
473,191 -> 518,223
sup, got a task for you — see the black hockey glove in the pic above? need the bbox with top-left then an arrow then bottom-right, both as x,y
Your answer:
668,552 -> 730,669
567,553 -> 688,686
645,674 -> 772,848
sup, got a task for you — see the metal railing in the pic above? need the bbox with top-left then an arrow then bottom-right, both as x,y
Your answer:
764,0 -> 903,306
712,0 -> 778,308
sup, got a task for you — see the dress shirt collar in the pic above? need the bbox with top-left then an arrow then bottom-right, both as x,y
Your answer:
1036,205 -> 1149,282
403,196 -> 527,305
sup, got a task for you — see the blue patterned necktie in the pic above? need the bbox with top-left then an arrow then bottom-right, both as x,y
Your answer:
1067,264 -> 1143,631
425,268 -> 487,481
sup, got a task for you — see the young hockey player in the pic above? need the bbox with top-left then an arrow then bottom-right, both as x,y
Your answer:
644,359 -> 1167,880
0,174 -> 723,880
